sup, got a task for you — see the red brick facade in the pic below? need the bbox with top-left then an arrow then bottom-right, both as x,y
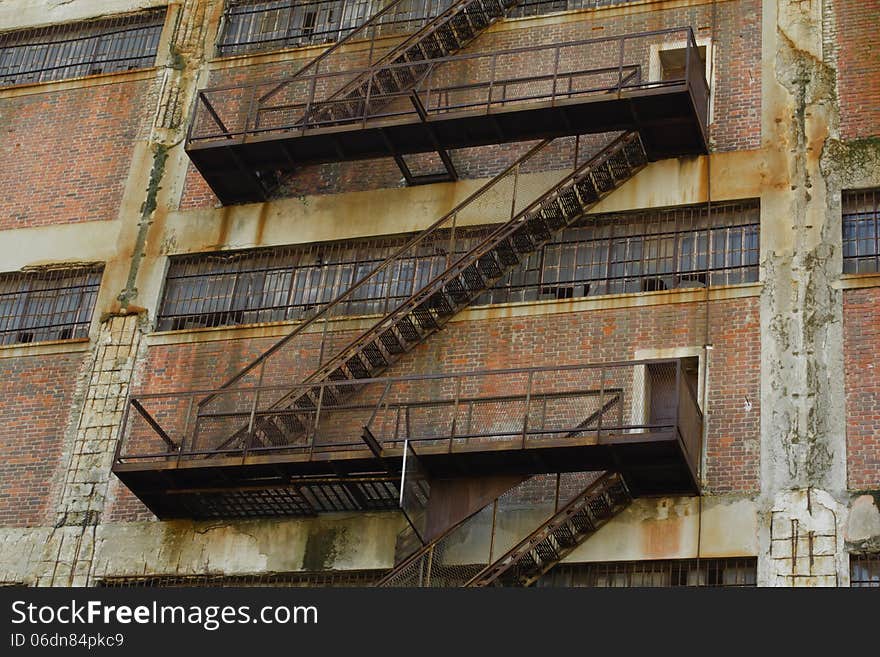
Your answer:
844,287 -> 880,490
833,0 -> 880,142
0,352 -> 84,526
0,78 -> 156,231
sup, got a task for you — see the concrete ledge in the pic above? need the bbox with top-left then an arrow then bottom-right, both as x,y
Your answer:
0,338 -> 90,360
144,282 -> 761,347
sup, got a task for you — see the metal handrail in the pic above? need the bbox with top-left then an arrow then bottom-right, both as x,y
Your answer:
301,132 -> 638,387
194,136 -> 554,408
188,26 -> 704,143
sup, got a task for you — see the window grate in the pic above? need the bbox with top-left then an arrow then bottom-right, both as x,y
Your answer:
99,570 -> 384,587
216,0 -> 641,56
842,189 -> 880,274
0,265 -> 103,346
0,9 -> 166,87
536,557 -> 758,587
850,554 -> 880,588
156,200 -> 759,332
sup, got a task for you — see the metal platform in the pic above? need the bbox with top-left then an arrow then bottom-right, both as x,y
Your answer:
113,359 -> 702,519
186,27 -> 709,204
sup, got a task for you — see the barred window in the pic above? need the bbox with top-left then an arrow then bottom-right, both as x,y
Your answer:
480,200 -> 759,305
0,265 -> 103,346
850,555 -> 880,588
0,9 -> 166,87
99,570 -> 384,587
842,189 -> 880,274
217,0 -> 377,56
215,0 -> 640,56
509,0 -> 640,19
156,200 -> 759,332
536,558 -> 757,587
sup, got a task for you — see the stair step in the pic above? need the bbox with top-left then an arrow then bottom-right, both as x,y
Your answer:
553,523 -> 580,548
256,417 -> 287,446
395,316 -> 423,343
568,507 -> 596,534
556,187 -> 582,217
511,224 -> 536,252
411,304 -> 439,331
379,328 -> 406,354
534,538 -> 560,563
328,367 -> 350,382
461,263 -> 486,291
592,164 -> 615,194
525,214 -> 552,242
427,290 -> 455,315
477,252 -> 502,278
362,341 -> 388,368
444,278 -> 471,304
493,239 -> 521,266
346,354 -> 371,379
574,177 -> 599,205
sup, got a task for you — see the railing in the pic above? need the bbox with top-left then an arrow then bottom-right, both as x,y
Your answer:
191,0 -> 514,142
188,26 -> 704,144
377,470 -> 606,586
115,358 -> 703,483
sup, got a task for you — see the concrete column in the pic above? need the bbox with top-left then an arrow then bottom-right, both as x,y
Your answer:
758,0 -> 848,586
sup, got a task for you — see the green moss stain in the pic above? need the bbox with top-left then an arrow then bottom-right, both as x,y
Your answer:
302,525 -> 347,571
118,144 -> 168,309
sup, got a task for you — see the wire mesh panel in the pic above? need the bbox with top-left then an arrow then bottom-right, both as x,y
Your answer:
0,9 -> 166,86
0,265 -> 103,346
842,189 -> 880,274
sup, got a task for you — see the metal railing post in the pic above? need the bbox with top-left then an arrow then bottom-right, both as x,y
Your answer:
597,366 -> 606,442
551,46 -> 560,106
243,361 -> 266,459
178,394 -> 194,468
522,371 -> 533,448
449,375 -> 462,452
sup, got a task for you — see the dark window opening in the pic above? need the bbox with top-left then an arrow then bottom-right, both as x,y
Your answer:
0,9 -> 166,87
659,44 -> 707,82
0,265 -> 103,346
842,189 -> 880,274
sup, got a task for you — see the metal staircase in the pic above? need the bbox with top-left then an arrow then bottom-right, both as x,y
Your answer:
376,471 -> 631,587
465,471 -> 631,586
305,0 -> 519,118
208,132 -> 647,453
284,0 -> 520,184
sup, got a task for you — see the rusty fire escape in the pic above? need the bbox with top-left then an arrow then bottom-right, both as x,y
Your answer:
114,1 -> 710,585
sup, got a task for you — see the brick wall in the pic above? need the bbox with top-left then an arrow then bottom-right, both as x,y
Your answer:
833,0 -> 880,141
844,287 -> 880,490
0,78 -> 156,231
0,352 -> 85,527
179,0 -> 761,208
